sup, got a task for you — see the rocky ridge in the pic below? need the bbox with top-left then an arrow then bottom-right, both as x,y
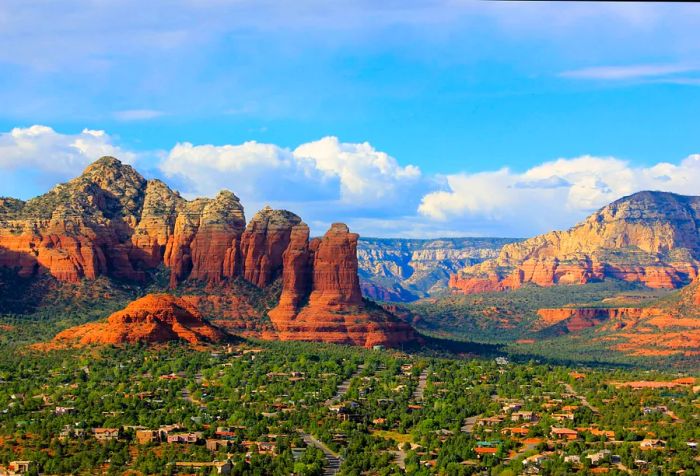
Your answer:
0,157 -> 417,348
451,191 -> 700,293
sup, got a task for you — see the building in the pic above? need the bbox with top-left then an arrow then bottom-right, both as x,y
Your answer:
135,429 -> 158,445
2,461 -> 34,475
167,432 -> 202,444
93,428 -> 119,441
206,439 -> 234,452
551,427 -> 578,441
640,439 -> 666,450
511,411 -> 536,422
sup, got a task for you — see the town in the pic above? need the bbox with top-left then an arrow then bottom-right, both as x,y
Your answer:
0,341 -> 697,475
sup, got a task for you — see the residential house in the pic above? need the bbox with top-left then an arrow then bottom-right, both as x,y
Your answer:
93,428 -> 119,441
135,429 -> 158,445
640,439 -> 666,450
551,427 -> 578,441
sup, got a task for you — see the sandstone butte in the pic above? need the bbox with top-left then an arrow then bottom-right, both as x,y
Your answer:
531,276 -> 700,357
450,191 -> 700,294
51,294 -> 227,347
0,157 -> 418,348
268,223 -> 417,348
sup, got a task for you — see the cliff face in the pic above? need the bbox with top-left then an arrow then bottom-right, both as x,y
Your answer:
358,237 -> 517,302
1,157 -> 418,348
52,294 -> 227,346
451,192 -> 700,293
269,224 -> 418,348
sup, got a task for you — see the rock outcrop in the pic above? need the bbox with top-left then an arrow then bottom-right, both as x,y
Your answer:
269,223 -> 418,348
451,191 -> 700,293
240,207 -> 302,288
52,294 -> 227,346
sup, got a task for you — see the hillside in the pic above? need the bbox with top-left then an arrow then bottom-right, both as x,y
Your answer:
358,237 -> 519,301
451,191 -> 700,294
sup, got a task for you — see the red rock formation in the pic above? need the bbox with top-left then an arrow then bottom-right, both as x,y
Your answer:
530,277 -> 700,357
240,207 -> 302,288
269,223 -> 418,348
3,157 -> 420,349
52,294 -> 227,346
535,307 -> 647,333
451,191 -> 700,294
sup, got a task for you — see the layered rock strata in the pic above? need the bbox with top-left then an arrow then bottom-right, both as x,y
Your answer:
451,191 -> 700,293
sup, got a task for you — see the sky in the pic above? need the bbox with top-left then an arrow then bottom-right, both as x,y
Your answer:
1,1 -> 700,238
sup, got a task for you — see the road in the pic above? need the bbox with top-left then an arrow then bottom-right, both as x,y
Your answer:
412,368 -> 429,401
461,415 -> 480,434
326,364 -> 366,405
300,431 -> 343,476
564,383 -> 599,413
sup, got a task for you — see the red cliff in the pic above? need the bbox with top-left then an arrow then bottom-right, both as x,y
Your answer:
269,223 -> 418,348
240,207 -> 302,288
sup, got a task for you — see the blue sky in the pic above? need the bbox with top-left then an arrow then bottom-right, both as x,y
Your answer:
1,1 -> 700,237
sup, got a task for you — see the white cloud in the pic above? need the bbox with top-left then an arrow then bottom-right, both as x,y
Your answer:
560,63 -> 700,81
0,125 -> 137,176
113,109 -> 166,121
293,136 -> 421,204
160,136 -> 421,206
418,154 -> 700,235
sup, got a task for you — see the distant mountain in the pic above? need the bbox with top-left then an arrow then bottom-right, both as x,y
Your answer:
358,237 -> 520,302
451,191 -> 700,294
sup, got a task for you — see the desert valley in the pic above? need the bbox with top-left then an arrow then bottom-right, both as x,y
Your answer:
1,1 -> 700,474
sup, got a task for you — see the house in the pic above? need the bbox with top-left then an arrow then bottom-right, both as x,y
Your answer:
475,447 -> 498,457
511,411 -> 536,422
167,432 -> 202,444
578,428 -> 615,440
551,427 -> 578,440
501,427 -> 529,437
206,439 -> 234,452
586,449 -> 611,465
135,429 -> 158,445
640,439 -> 666,450
158,424 -> 181,439
564,455 -> 581,465
478,416 -> 504,427
523,454 -> 548,467
552,413 -> 575,422
93,428 -> 119,441
54,406 -> 76,415
3,461 -> 34,475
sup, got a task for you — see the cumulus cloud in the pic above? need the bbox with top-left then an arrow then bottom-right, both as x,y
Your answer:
418,154 -> 700,235
0,125 -> 137,176
160,136 -> 422,207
